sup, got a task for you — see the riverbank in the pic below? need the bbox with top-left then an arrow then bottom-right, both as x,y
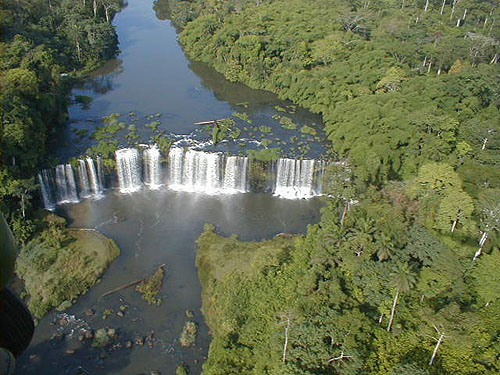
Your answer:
16,213 -> 120,318
196,224 -> 300,373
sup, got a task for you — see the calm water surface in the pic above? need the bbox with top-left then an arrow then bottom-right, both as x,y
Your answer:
17,1 -> 326,374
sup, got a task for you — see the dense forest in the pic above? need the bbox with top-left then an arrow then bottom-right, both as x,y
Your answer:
0,0 -> 120,240
156,0 -> 500,374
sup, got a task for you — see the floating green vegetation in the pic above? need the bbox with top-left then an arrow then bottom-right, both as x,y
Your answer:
261,138 -> 272,147
153,134 -> 173,154
212,118 -> 237,144
274,105 -> 287,112
248,147 -> 281,162
16,215 -> 120,318
233,112 -> 252,123
179,321 -> 198,347
87,140 -> 119,170
136,266 -> 165,306
230,127 -> 241,139
300,125 -> 317,136
74,95 -> 93,110
93,114 -> 127,140
126,124 -> 139,142
259,125 -> 272,133
74,128 -> 89,138
236,102 -> 249,108
146,120 -> 161,131
280,116 -> 298,130
128,111 -> 136,117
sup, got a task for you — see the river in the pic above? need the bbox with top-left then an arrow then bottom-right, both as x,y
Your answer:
16,1 -> 326,374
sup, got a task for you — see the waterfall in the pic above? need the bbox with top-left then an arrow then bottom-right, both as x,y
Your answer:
167,148 -> 223,194
96,156 -> 105,192
222,156 -> 249,193
143,145 -> 162,189
87,157 -> 103,196
274,159 -> 318,199
116,148 -> 142,193
38,169 -> 56,210
55,164 -> 79,204
78,160 -> 91,197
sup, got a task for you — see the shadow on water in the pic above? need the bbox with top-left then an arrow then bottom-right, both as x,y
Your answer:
16,336 -> 132,375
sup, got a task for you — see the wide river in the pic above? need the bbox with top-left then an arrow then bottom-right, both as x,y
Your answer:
16,1 -> 326,374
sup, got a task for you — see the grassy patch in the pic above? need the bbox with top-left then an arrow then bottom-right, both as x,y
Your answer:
16,218 -> 120,318
196,224 -> 296,336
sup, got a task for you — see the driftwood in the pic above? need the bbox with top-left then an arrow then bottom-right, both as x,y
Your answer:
193,118 -> 229,125
100,264 -> 166,298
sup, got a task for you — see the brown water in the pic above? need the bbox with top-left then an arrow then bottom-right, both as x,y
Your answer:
16,1 -> 326,374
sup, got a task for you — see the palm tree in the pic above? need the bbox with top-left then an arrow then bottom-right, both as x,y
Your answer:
387,263 -> 416,332
376,233 -> 394,261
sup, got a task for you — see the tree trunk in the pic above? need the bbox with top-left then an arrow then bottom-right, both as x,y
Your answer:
473,232 -> 488,261
93,0 -> 98,17
105,6 -> 110,22
282,317 -> 290,363
387,290 -> 399,332
423,55 -> 428,67
340,202 -> 349,226
440,0 -> 446,15
424,0 -> 429,12
482,137 -> 488,149
437,67 -> 441,75
21,195 -> 25,218
76,38 -> 81,61
429,333 -> 445,365
451,219 -> 457,233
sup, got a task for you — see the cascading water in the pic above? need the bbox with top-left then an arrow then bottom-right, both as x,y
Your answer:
115,148 -> 142,193
78,160 -> 92,198
38,169 -> 57,210
143,145 -> 162,189
274,159 -> 318,199
96,156 -> 105,192
222,156 -> 249,193
167,148 -> 223,194
55,164 -> 79,204
87,157 -> 103,196
38,146 -> 326,207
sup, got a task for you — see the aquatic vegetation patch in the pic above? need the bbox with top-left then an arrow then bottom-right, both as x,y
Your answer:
74,95 -> 93,109
232,111 -> 252,123
136,266 -> 165,305
179,321 -> 198,347
279,116 -> 298,130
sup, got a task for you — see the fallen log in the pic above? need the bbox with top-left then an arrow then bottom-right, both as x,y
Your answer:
100,264 -> 166,298
193,118 -> 229,125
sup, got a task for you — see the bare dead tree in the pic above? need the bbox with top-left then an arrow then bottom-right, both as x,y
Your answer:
428,325 -> 449,366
